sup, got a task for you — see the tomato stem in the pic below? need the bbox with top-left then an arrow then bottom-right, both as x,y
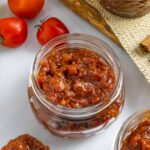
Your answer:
0,35 -> 4,44
40,16 -> 49,23
34,16 -> 49,31
34,24 -> 41,30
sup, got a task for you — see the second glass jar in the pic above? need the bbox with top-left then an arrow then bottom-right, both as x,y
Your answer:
114,110 -> 150,150
28,34 -> 125,138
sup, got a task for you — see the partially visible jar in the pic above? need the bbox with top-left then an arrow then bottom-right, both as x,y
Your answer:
28,33 -> 125,138
114,110 -> 150,150
101,0 -> 150,18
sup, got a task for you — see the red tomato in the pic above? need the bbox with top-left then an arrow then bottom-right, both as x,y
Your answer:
8,0 -> 45,19
36,17 -> 69,45
0,17 -> 28,48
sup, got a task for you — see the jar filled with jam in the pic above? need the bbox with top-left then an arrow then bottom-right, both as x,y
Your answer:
28,34 -> 125,138
101,0 -> 150,18
115,110 -> 150,150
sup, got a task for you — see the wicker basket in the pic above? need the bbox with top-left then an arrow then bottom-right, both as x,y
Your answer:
101,0 -> 150,17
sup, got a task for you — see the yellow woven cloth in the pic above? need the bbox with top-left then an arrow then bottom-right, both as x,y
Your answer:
85,0 -> 150,83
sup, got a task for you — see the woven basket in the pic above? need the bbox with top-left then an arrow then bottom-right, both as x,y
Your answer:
101,0 -> 150,17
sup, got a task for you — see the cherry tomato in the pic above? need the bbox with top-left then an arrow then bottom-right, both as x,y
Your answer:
0,17 -> 28,48
36,17 -> 69,45
8,0 -> 45,19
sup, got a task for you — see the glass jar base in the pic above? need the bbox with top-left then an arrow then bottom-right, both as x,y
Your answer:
28,85 -> 125,138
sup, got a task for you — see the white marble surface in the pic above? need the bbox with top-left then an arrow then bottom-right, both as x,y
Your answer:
0,0 -> 150,149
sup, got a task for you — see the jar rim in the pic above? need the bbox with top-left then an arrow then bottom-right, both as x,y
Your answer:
114,109 -> 150,150
31,33 -> 123,119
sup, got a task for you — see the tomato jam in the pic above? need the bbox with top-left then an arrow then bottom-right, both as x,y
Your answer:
121,120 -> 150,150
1,134 -> 49,150
37,48 -> 116,108
28,34 -> 125,138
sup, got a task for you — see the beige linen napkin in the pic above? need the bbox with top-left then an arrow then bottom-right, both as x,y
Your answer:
85,0 -> 150,83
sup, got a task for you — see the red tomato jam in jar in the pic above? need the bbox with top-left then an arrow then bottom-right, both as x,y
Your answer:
37,48 -> 116,108
28,34 -> 125,138
114,110 -> 150,150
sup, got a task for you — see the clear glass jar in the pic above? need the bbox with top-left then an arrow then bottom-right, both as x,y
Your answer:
28,33 -> 125,138
101,0 -> 150,18
114,110 -> 150,150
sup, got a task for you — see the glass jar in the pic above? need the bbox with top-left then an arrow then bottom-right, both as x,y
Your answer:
114,110 -> 150,150
28,33 -> 125,138
101,0 -> 150,18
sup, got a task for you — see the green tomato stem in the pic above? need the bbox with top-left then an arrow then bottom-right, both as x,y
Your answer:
40,16 -> 49,23
34,24 -> 41,30
0,35 -> 4,44
34,16 -> 49,31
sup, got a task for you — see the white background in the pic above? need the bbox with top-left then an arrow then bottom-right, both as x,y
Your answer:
0,0 -> 150,149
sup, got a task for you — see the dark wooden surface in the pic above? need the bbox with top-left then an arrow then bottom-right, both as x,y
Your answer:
62,0 -> 121,45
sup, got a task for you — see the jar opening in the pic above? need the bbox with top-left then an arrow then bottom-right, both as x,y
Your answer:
31,33 -> 123,119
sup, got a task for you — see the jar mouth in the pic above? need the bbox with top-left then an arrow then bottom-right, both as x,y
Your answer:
31,33 -> 123,119
114,109 -> 150,150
